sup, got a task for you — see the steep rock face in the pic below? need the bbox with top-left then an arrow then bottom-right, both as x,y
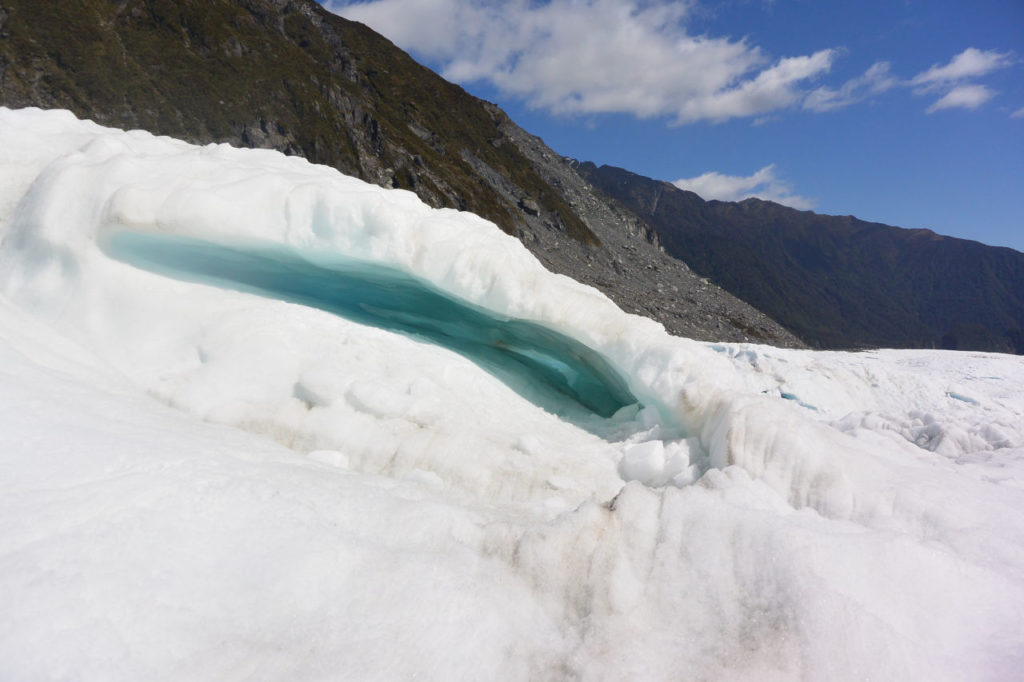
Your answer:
0,0 -> 802,346
579,162 -> 1024,353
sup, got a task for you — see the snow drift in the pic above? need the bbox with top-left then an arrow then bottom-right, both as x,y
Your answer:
2,107 -> 1023,680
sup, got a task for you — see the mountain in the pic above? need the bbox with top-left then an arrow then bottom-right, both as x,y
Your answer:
578,163 -> 1024,353
0,0 -> 801,348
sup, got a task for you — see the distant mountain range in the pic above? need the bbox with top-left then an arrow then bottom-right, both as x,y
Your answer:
2,0 -> 1020,352
578,163 -> 1024,353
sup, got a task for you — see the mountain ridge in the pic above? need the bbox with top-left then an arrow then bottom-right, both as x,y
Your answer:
578,162 -> 1024,353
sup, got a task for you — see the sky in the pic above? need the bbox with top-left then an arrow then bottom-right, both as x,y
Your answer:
323,1 -> 1024,253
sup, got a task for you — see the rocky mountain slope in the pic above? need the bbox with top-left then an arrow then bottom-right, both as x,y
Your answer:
579,162 -> 1024,353
0,0 -> 801,347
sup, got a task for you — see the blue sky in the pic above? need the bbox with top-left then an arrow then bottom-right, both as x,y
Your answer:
324,1 -> 1024,252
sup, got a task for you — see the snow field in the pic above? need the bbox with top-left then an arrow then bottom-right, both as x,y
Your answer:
2,107 -> 1024,680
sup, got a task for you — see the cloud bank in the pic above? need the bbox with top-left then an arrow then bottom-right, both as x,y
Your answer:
672,165 -> 814,210
329,0 -> 837,124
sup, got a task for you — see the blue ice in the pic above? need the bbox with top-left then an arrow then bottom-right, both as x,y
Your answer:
103,232 -> 642,431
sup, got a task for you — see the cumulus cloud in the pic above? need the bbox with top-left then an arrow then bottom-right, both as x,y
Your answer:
803,61 -> 898,112
672,165 -> 814,210
328,0 -> 836,124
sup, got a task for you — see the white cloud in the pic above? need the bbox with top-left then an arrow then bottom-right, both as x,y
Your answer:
329,5 -> 1017,122
1012,106 -> 1024,119
328,0 -> 837,124
908,48 -> 1013,114
672,164 -> 814,210
925,84 -> 996,113
804,48 -> 1014,115
911,48 -> 1014,91
803,61 -> 898,112
674,49 -> 837,123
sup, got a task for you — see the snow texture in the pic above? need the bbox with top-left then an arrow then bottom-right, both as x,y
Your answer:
2,108 -> 1023,681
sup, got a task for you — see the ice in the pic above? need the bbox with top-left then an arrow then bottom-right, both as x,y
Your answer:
619,440 -> 667,482
618,438 -> 699,487
2,107 -> 1024,680
102,230 -> 641,425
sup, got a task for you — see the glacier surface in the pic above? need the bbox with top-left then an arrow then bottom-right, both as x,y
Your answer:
2,107 -> 1024,681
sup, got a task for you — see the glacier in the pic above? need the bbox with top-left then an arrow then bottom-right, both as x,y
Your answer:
1,107 -> 1024,681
